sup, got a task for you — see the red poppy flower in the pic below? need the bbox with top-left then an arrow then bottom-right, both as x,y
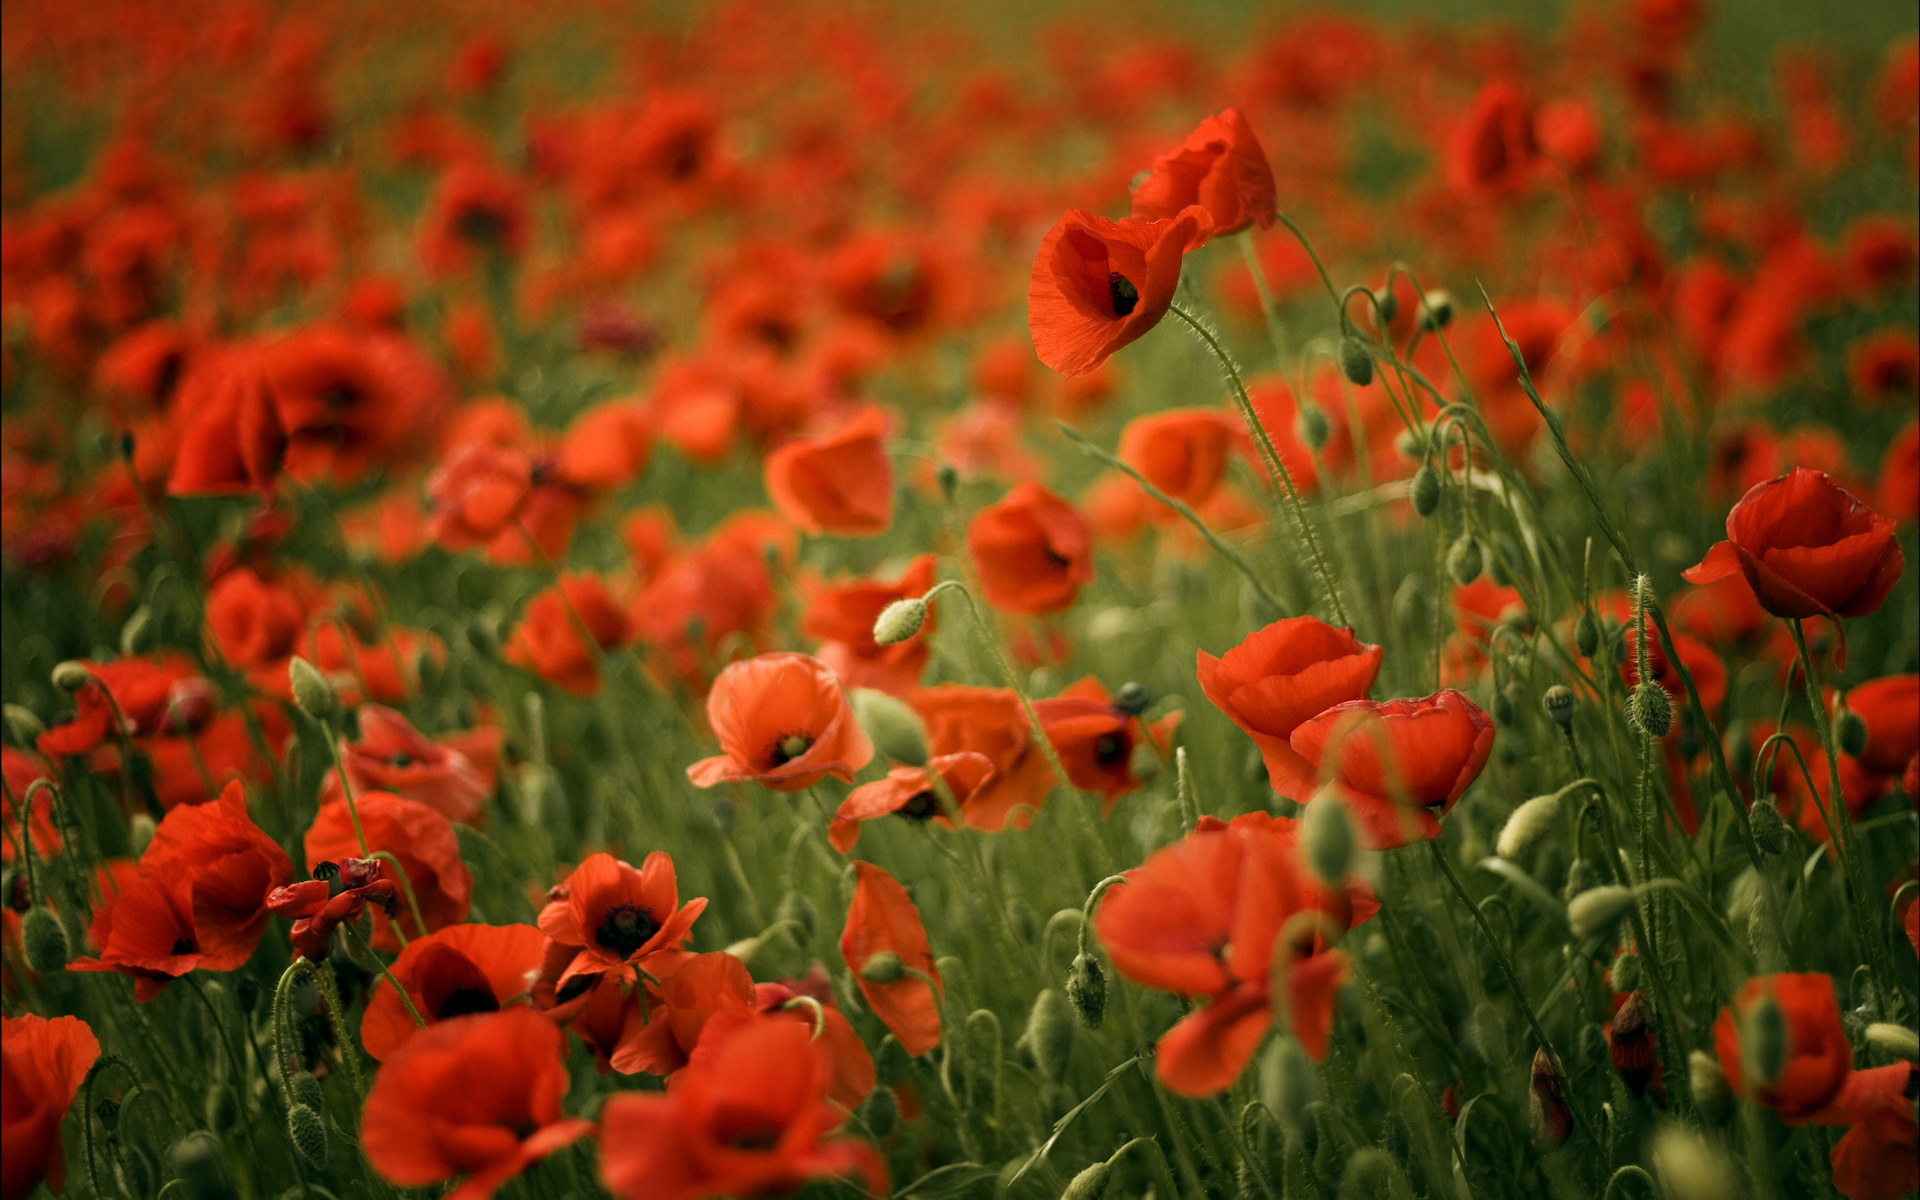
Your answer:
266,856 -> 399,961
1845,675 -> 1919,781
1683,468 -> 1905,624
1,748 -> 60,863
362,923 -> 548,1060
1287,691 -> 1496,849
1671,571 -> 1770,648
1035,677 -> 1178,810
840,862 -> 942,1056
555,399 -> 653,493
1,1014 -> 100,1200
1619,624 -> 1729,727
1027,206 -> 1212,377
205,567 -> 310,677
803,555 -> 938,699
1818,1063 -> 1919,1200
362,1009 -> 591,1200
1848,329 -> 1919,406
828,752 -> 997,852
1712,972 -> 1853,1122
428,440 -> 534,553
1197,617 -> 1384,798
67,874 -> 204,1002
324,705 -> 492,825
305,792 -> 471,950
598,1014 -> 887,1200
596,951 -> 756,1077
1129,108 -> 1276,238
751,970 -> 876,1112
138,780 -> 291,968
167,348 -> 286,497
418,164 -> 531,276
1448,81 -> 1541,197
264,326 -> 425,486
1841,214 -> 1918,296
687,654 -> 873,792
537,852 -> 706,990
967,481 -> 1094,615
911,685 -> 1057,830
504,574 -> 633,696
36,655 -> 197,757
1116,408 -> 1243,509
1879,422 -> 1918,523
763,406 -> 894,538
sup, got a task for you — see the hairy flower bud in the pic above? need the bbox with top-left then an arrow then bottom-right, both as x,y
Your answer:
849,689 -> 929,766
1296,403 -> 1331,451
1409,464 -> 1441,518
1688,1051 -> 1733,1125
1495,794 -> 1560,860
1573,612 -> 1600,659
860,1085 -> 899,1138
872,598 -> 928,646
1611,950 -> 1642,993
1418,290 -> 1454,331
1834,706 -> 1868,758
1541,685 -> 1575,729
1061,1161 -> 1110,1200
51,661 -> 91,692
1562,859 -> 1600,902
1749,797 -> 1790,855
1627,683 -> 1673,739
1112,682 -> 1152,717
1529,1049 -> 1571,1149
1567,885 -> 1635,938
1372,286 -> 1399,324
1065,952 -> 1107,1030
1864,1022 -> 1920,1061
287,1103 -> 329,1170
3,703 -> 46,746
288,657 -> 334,720
289,1071 -> 324,1112
1652,1124 -> 1736,1200
860,951 -> 905,984
1446,534 -> 1483,585
1258,1035 -> 1319,1137
1339,336 -> 1375,387
1301,790 -> 1357,885
1338,1147 -> 1407,1200
1026,988 -> 1074,1083
1610,991 -> 1658,1098
22,907 -> 69,973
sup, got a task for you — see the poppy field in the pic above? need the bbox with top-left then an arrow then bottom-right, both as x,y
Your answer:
3,1 -> 1919,1199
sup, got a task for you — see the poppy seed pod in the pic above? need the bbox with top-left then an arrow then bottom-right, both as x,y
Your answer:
1749,797 -> 1790,855
1026,988 -> 1074,1082
849,689 -> 930,766
1061,1161 -> 1111,1200
1339,337 -> 1375,387
1301,790 -> 1358,884
1065,952 -> 1106,1029
1446,534 -> 1483,585
1542,685 -> 1574,728
287,1103 -> 328,1169
873,597 -> 928,646
1409,464 -> 1441,517
1688,1050 -> 1733,1125
1296,403 -> 1332,451
1627,682 -> 1673,739
51,661 -> 91,692
1834,707 -> 1868,758
1418,289 -> 1455,331
1864,1022 -> 1920,1060
288,656 -> 334,720
1567,885 -> 1635,938
860,950 -> 905,984
1495,793 -> 1560,860
22,907 -> 69,972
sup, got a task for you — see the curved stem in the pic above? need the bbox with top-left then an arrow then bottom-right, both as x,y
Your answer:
347,921 -> 428,1027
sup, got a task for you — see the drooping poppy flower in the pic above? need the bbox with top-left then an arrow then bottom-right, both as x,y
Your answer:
1448,81 -> 1540,197
763,406 -> 895,537
840,862 -> 941,1056
1712,972 -> 1854,1122
554,399 -> 653,493
504,574 -> 633,696
687,654 -> 874,792
828,752 -> 997,852
1,1013 -> 100,1200
323,705 -> 492,825
803,555 -> 938,697
1196,617 -> 1384,798
137,780 -> 291,969
967,481 -> 1094,615
1817,1062 -> 1919,1200
362,1008 -> 592,1200
598,1014 -> 887,1200
1035,677 -> 1179,810
67,874 -> 204,1001
537,853 -> 706,990
266,856 -> 399,961
362,923 -> 549,1060
1027,206 -> 1212,377
305,792 -> 472,950
36,655 -> 198,757
1287,691 -> 1496,848
1683,468 -> 1905,624
1129,108 -> 1276,238
427,440 -> 534,553
910,685 -> 1057,830
1116,408 -> 1243,508
205,566 -> 310,680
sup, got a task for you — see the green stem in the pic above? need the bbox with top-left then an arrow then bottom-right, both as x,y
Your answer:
347,921 -> 429,1027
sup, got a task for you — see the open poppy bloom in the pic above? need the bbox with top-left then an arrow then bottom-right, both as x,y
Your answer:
803,554 -> 938,698
966,481 -> 1094,615
1116,408 -> 1244,508
266,856 -> 399,961
68,874 -> 205,1001
427,439 -> 534,552
137,780 -> 291,968
1027,205 -> 1212,377
1197,617 -> 1384,798
1130,108 -> 1276,238
598,1013 -> 887,1200
687,653 -> 874,792
1712,972 -> 1854,1122
1447,80 -> 1541,198
763,405 -> 894,537
840,861 -> 942,1056
828,751 -> 997,852
911,685 -> 1057,830
325,705 -> 493,825
1,1014 -> 100,1200
37,655 -> 198,758
1842,675 -> 1918,785
1815,1062 -> 1919,1200
751,970 -> 877,1112
1286,690 -> 1496,848
305,792 -> 471,949
504,573 -> 633,697
362,923 -> 549,1060
594,951 -> 755,1077
554,398 -> 654,493
362,1008 -> 591,1200
1093,812 -> 1374,1095
537,852 -> 707,990
1683,468 -> 1905,626
1035,677 -> 1179,810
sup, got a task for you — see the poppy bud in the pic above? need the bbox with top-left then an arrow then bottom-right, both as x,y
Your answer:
1445,534 -> 1483,585
875,1035 -> 910,1082
1495,794 -> 1560,860
288,657 -> 334,720
3,703 -> 46,745
204,1083 -> 238,1133
1528,1049 -> 1571,1149
1611,950 -> 1642,993
1652,1124 -> 1736,1200
1372,286 -> 1399,324
1026,988 -> 1074,1083
1405,464 -> 1441,518
1748,797 -> 1790,855
1627,683 -> 1673,739
1338,337 -> 1375,387
1542,685 -> 1575,728
1741,993 -> 1789,1088
873,598 -> 928,646
937,464 -> 959,503
1301,790 -> 1357,885
289,1071 -> 324,1112
1568,885 -> 1635,938
1610,990 -> 1659,1097
1258,1034 -> 1319,1137
1065,952 -> 1106,1030
120,605 -> 152,657
1723,722 -> 1755,781
1112,682 -> 1152,716
1338,1147 -> 1406,1200
860,1085 -> 899,1138
849,689 -> 929,766
1573,612 -> 1600,659
1296,403 -> 1331,451
51,661 -> 91,691
1562,859 -> 1600,901
287,1103 -> 328,1169
1864,1022 -> 1920,1060
130,812 -> 157,856
169,1133 -> 237,1200
1061,1161 -> 1110,1200
22,907 -> 69,972
1488,536 -> 1520,589
1688,1051 -> 1732,1125
465,615 -> 501,659
860,951 -> 905,984
776,891 -> 818,942
1418,290 -> 1454,331
1834,706 -> 1868,758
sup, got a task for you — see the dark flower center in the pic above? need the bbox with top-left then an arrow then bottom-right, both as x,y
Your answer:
436,987 -> 500,1019
170,937 -> 199,956
723,1125 -> 783,1152
457,208 -> 507,245
321,383 -> 362,410
1108,272 -> 1139,317
389,752 -> 413,767
897,790 -> 941,821
1093,733 -> 1127,766
769,732 -> 815,766
596,903 -> 660,958
556,975 -> 595,1004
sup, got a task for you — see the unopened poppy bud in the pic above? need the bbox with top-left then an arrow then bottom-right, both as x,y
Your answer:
1338,336 -> 1374,387
860,951 -> 905,984
1112,682 -> 1152,716
289,1071 -> 324,1111
1496,794 -> 1560,860
3,703 -> 46,745
1372,286 -> 1399,324
96,1097 -> 121,1131
130,812 -> 157,856
1627,683 -> 1673,739
1567,885 -> 1634,938
1563,859 -> 1600,901
1446,533 -> 1483,585
51,661 -> 91,692
1061,1161 -> 1110,1200
1865,1022 -> 1920,1060
937,464 -> 959,502
204,1083 -> 238,1132
1652,1124 -> 1736,1200
287,1103 -> 328,1169
22,907 -> 69,972
1542,685 -> 1575,728
1611,950 -> 1642,993
1529,1049 -> 1571,1149
170,1133 -> 237,1200
120,605 -> 152,657
1065,952 -> 1106,1030
1491,687 -> 1515,726
776,891 -> 818,942
849,689 -> 928,766
1418,289 -> 1454,331
1258,1035 -> 1319,1137
1408,464 -> 1440,517
1301,790 -> 1357,885
1742,993 -> 1789,1087
1296,403 -> 1331,451
1749,797 -> 1790,855
465,615 -> 501,659
860,1085 -> 898,1138
873,598 -> 928,646
288,657 -> 334,720
1610,990 -> 1658,1098
1834,706 -> 1868,758
1688,1051 -> 1733,1126
1026,988 -> 1074,1083
1573,612 -> 1600,659
1338,1148 -> 1401,1200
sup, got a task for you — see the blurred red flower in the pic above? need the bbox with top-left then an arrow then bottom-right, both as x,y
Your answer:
504,573 -> 632,696
1197,617 -> 1383,798
0,1014 -> 100,1200
1287,690 -> 1496,848
1129,108 -> 1275,237
764,406 -> 894,537
687,653 -> 873,792
362,923 -> 548,1061
967,481 -> 1093,615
